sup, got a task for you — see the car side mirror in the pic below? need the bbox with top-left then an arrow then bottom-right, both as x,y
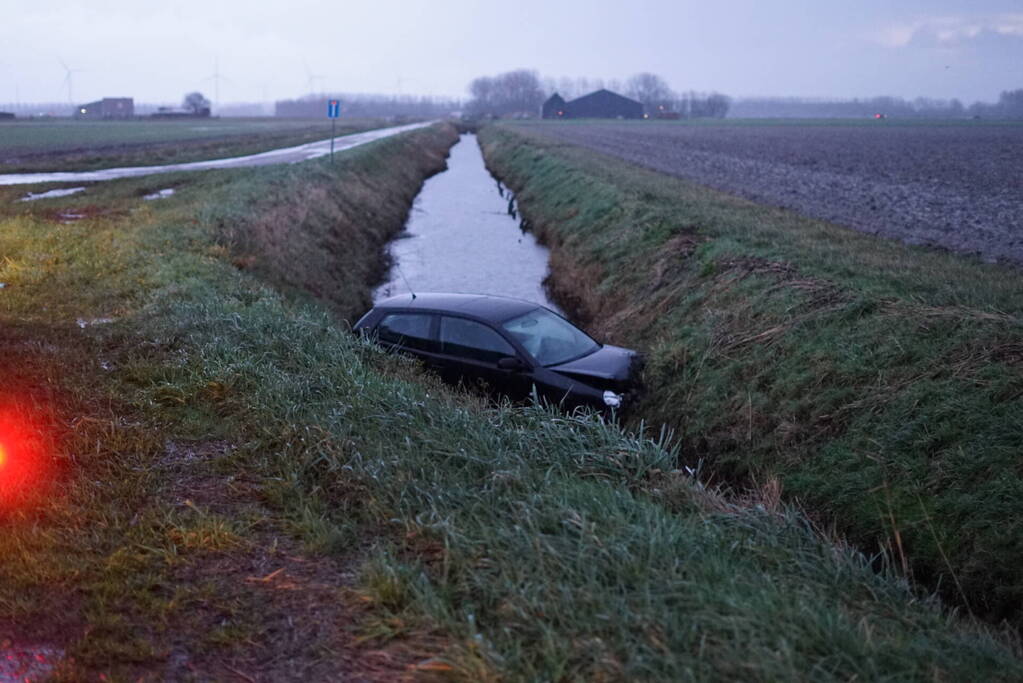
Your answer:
497,356 -> 527,371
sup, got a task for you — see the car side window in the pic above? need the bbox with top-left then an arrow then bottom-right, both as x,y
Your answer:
377,313 -> 436,352
439,316 -> 517,363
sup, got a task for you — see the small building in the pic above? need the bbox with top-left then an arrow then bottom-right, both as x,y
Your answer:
541,93 -> 566,119
541,89 -> 643,120
75,98 -> 134,120
0,112 -> 14,120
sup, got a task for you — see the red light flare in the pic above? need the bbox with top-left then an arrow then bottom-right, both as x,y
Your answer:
0,405 -> 53,509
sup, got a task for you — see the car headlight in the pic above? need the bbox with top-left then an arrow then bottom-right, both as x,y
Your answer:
602,390 -> 622,408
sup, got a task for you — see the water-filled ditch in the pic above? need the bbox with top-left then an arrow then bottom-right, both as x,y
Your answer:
374,134 -> 558,310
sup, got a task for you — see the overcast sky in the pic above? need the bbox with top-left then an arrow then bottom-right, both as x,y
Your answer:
3,0 -> 1021,106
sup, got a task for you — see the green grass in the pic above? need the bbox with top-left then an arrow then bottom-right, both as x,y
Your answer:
1,120 -> 1021,680
479,123 -> 1023,625
0,117 -> 385,173
0,123 -> 458,680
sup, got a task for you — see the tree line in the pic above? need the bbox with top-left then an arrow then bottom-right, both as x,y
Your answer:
274,93 -> 460,119
721,89 -> 1023,119
465,69 -> 730,119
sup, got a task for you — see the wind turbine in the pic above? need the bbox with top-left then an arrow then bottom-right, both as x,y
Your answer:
303,60 -> 324,97
58,57 -> 84,107
203,57 -> 232,113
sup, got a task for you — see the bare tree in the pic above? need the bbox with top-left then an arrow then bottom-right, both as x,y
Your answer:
467,76 -> 496,115
688,92 -> 731,118
626,73 -> 674,114
540,75 -> 629,101
999,89 -> 1023,118
552,77 -> 578,99
466,69 -> 544,117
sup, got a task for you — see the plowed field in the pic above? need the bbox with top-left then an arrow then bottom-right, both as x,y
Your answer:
526,121 -> 1023,264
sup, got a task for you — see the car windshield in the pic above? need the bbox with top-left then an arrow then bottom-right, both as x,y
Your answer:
501,307 -> 600,366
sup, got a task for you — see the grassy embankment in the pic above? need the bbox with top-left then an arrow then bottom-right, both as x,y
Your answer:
480,123 -> 1023,625
0,118 -> 386,173
0,122 -> 458,680
1,120 -> 1021,680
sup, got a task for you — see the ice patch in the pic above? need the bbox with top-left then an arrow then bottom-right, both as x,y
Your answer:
76,317 -> 116,328
19,187 -> 86,202
58,211 -> 87,223
143,188 -> 175,200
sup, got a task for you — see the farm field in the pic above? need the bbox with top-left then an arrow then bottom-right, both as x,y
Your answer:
521,119 -> 1023,265
0,118 -> 384,173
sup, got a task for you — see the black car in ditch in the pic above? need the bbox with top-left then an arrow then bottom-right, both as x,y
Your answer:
354,293 -> 641,412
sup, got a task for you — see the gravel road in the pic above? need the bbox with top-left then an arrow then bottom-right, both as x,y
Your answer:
529,121 -> 1023,265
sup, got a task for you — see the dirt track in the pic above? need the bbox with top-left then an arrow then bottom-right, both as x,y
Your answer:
528,121 -> 1023,265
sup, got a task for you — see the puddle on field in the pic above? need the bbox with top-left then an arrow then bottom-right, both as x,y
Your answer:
143,188 -> 175,200
19,187 -> 85,202
76,317 -> 116,328
375,134 -> 557,310
57,211 -> 87,223
0,643 -> 64,682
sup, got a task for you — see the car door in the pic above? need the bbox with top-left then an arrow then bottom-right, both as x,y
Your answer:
375,312 -> 440,366
436,315 -> 532,400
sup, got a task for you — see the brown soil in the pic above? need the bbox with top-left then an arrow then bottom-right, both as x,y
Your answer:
129,440 -> 440,682
531,121 -> 1023,265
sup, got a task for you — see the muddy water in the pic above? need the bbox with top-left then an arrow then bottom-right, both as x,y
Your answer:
374,134 -> 558,310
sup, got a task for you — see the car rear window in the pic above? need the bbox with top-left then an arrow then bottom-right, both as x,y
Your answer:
439,316 -> 517,363
377,313 -> 436,352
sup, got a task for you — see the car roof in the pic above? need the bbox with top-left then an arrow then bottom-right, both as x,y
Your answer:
373,292 -> 543,323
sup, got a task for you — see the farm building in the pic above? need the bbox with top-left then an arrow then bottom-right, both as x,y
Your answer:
74,98 -> 134,120
541,93 -> 567,119
151,106 -> 211,119
541,89 -> 643,119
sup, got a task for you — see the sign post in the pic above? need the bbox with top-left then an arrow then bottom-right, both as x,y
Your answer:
327,99 -> 341,163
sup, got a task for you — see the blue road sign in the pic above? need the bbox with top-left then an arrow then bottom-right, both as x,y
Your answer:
327,99 -> 341,118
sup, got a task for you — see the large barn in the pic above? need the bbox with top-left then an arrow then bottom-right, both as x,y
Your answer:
541,89 -> 643,120
74,98 -> 134,120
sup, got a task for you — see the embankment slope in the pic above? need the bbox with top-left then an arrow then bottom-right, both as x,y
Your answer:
480,122 -> 1023,623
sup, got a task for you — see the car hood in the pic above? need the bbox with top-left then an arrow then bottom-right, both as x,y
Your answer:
547,344 -> 639,386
